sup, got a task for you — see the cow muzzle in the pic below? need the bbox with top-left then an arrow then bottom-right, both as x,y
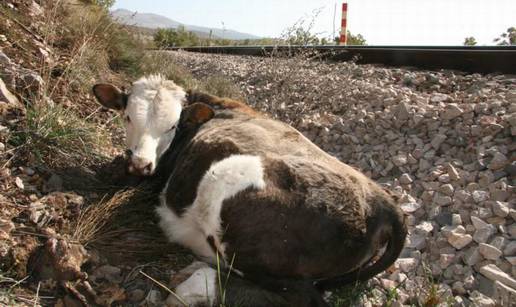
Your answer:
128,155 -> 154,176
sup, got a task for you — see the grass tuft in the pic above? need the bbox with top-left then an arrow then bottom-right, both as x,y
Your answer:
8,102 -> 109,167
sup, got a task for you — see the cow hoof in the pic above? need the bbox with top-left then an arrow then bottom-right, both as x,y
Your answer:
166,266 -> 217,307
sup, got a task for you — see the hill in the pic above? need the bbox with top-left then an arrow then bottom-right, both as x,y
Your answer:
111,8 -> 260,40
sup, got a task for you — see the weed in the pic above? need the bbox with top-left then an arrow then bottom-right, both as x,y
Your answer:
139,52 -> 198,89
329,281 -> 372,307
200,76 -> 245,101
8,102 -> 109,167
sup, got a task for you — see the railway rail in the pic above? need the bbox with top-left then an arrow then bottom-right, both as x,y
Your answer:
161,45 -> 516,74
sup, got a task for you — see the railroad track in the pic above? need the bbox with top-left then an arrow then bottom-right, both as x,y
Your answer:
161,45 -> 516,74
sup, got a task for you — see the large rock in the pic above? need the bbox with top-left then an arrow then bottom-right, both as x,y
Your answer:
448,232 -> 473,250
0,78 -> 19,105
479,264 -> 516,290
478,243 -> 502,260
441,104 -> 463,120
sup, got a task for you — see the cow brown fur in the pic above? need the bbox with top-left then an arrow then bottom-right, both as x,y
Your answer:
162,94 -> 407,291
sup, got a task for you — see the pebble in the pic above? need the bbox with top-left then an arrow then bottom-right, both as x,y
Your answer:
399,173 -> 413,184
504,241 -> 516,256
472,190 -> 490,203
395,258 -> 418,273
491,201 -> 509,218
448,232 -> 473,250
400,202 -> 421,213
463,247 -> 483,266
478,243 -> 502,260
434,193 -> 452,206
488,152 -> 508,170
14,177 -> 24,189
439,184 -> 454,196
479,264 -> 516,289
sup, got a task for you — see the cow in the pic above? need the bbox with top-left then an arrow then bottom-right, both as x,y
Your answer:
93,75 -> 407,306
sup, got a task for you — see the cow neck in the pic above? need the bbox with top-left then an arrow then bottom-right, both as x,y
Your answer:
152,107 -> 199,185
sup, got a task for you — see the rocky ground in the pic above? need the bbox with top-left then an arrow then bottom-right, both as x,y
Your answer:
169,50 -> 515,306
0,1 -> 514,305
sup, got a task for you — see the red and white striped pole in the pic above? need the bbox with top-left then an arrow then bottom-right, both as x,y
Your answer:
339,3 -> 348,45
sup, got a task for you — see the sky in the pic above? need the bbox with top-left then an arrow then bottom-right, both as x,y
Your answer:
112,0 -> 516,45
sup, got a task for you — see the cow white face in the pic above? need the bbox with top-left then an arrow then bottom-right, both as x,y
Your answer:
93,75 -> 183,175
93,75 -> 215,176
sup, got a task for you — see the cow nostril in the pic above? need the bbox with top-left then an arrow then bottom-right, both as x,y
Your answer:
144,162 -> 153,174
125,149 -> 133,158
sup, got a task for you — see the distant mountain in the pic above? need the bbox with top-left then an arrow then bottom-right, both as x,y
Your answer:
111,9 -> 260,40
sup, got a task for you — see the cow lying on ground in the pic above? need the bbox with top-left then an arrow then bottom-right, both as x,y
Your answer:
93,75 -> 407,306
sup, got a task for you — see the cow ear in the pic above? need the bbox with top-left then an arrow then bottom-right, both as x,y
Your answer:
180,103 -> 215,127
92,84 -> 127,110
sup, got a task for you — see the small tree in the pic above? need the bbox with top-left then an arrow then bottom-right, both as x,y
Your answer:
334,31 -> 367,45
81,0 -> 115,9
463,37 -> 477,46
493,27 -> 516,45
153,27 -> 202,47
286,27 -> 320,45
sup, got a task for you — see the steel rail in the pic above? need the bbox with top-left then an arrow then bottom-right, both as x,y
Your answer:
158,45 -> 516,74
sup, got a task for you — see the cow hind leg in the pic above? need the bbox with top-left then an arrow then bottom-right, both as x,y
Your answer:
166,263 -> 328,307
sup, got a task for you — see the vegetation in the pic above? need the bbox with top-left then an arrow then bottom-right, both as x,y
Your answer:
152,16 -> 366,47
337,31 -> 367,45
81,0 -> 115,10
4,0 -> 149,168
154,26 -> 201,47
493,26 -> 516,45
463,36 -> 477,46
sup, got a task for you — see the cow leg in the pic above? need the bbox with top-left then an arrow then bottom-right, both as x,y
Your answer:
166,263 -> 217,307
166,262 -> 328,307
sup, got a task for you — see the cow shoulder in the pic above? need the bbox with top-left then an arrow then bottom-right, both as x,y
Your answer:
164,137 -> 241,215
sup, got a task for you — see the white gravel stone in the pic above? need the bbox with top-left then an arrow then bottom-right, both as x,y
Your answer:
434,193 -> 452,206
399,173 -> 413,185
506,257 -> 516,265
479,264 -> 516,290
463,247 -> 483,266
488,152 -> 508,170
439,184 -> 454,196
442,104 -> 464,120
471,216 -> 489,230
395,258 -> 418,273
478,243 -> 502,260
400,202 -> 422,214
439,253 -> 455,269
491,201 -> 510,218
469,291 -> 496,307
472,190 -> 490,203
431,134 -> 447,149
448,232 -> 473,250
14,177 -> 24,190
473,225 -> 497,244
504,241 -> 516,256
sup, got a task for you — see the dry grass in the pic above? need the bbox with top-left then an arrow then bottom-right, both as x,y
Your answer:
139,51 -> 244,101
200,76 -> 245,101
73,188 -> 139,245
8,102 -> 110,167
1,0 -> 148,167
139,52 -> 198,89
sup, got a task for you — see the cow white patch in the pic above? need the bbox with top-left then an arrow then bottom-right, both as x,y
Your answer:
157,155 -> 266,262
166,266 -> 217,307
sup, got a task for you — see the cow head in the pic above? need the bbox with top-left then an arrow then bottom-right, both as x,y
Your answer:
93,75 -> 214,176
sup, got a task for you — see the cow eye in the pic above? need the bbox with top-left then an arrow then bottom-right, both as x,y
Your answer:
167,125 -> 176,132
125,116 -> 131,123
